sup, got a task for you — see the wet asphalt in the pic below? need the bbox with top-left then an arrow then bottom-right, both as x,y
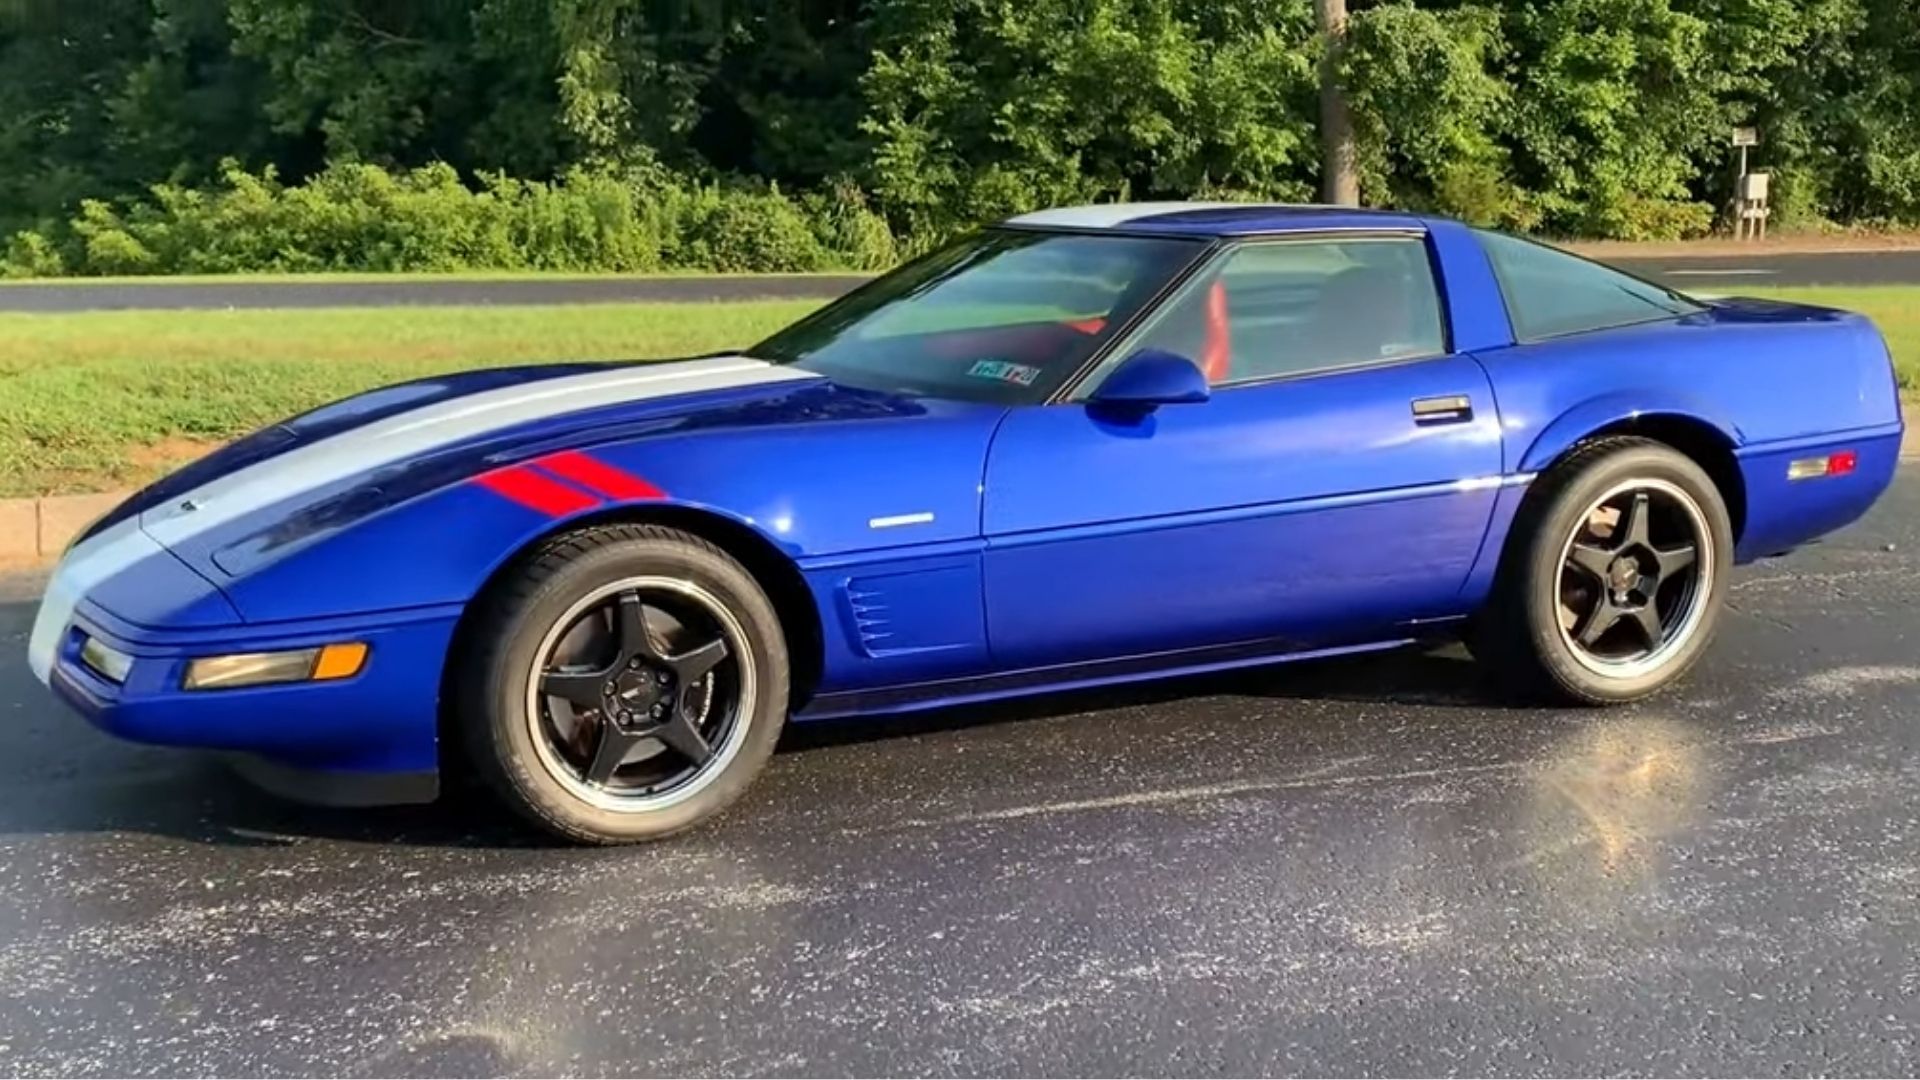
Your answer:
0,473 -> 1917,1077
2,251 -> 1918,312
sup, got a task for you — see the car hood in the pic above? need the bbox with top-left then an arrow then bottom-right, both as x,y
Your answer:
76,355 -> 824,546
59,353 -> 1008,626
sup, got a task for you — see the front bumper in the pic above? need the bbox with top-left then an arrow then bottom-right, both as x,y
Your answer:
33,528 -> 460,800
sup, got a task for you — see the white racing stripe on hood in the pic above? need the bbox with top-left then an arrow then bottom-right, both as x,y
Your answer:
27,355 -> 818,685
27,518 -> 157,683
144,355 -> 817,549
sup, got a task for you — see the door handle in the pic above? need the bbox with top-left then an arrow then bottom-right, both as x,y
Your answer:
1411,395 -> 1474,424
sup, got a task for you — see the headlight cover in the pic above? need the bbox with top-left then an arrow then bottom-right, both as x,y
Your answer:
182,642 -> 368,691
79,636 -> 135,684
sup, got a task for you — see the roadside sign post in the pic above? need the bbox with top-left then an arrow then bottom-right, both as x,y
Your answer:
1731,127 -> 1768,241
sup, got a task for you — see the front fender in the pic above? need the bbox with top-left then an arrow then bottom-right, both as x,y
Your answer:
173,393 -> 1003,623
1516,392 -> 1746,474
205,475 -> 799,624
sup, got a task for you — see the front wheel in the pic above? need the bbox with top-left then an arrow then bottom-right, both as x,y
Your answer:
1470,437 -> 1733,704
456,524 -> 789,843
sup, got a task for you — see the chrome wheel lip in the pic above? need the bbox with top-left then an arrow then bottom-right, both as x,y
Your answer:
524,576 -> 756,814
1555,477 -> 1714,680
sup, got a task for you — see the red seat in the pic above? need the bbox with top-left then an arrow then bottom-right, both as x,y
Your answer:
1199,279 -> 1231,383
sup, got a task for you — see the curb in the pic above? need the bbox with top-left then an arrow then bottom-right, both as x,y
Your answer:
0,490 -> 130,562
2,431 -> 1916,565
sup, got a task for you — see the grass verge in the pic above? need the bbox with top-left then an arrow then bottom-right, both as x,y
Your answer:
0,286 -> 1911,498
0,301 -> 818,497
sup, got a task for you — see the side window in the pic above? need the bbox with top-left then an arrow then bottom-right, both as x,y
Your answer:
1477,229 -> 1702,342
1117,236 -> 1447,387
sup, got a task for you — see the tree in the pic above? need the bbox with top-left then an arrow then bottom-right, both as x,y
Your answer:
860,0 -> 1318,241
13,0 -> 1920,256
1315,0 -> 1359,205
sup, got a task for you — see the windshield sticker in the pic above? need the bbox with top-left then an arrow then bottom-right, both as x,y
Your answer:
967,359 -> 1042,386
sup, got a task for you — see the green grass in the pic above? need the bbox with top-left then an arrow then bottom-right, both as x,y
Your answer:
0,285 -> 1911,499
0,301 -> 819,497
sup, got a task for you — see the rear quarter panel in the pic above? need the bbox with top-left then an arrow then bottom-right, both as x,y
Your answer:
1477,301 -> 1903,562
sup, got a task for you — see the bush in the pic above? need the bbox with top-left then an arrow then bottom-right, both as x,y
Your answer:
682,188 -> 829,272
1431,159 -> 1541,231
1763,165 -> 1840,234
71,201 -> 159,274
34,162 -> 900,277
493,168 -> 665,272
1,230 -> 65,278
804,179 -> 898,271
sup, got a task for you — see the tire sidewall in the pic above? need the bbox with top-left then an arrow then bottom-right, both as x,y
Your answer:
1521,444 -> 1734,703
472,533 -> 789,842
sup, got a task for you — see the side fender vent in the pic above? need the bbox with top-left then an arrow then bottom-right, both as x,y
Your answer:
839,567 -> 979,659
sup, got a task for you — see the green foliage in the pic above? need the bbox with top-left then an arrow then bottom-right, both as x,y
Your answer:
1340,4 -> 1520,226
1498,0 -> 1720,238
803,180 -> 900,271
680,187 -> 830,273
8,0 -> 1920,259
861,0 -> 1319,243
1,231 -> 65,279
11,161 -> 898,275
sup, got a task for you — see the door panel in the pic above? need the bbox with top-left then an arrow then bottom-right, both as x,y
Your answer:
982,355 -> 1503,668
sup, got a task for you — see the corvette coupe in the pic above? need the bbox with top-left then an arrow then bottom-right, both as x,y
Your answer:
29,203 -> 1904,842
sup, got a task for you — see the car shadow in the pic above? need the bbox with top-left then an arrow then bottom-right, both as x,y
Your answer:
1,575 -> 1514,848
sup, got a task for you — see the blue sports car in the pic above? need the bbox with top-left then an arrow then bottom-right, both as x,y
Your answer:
29,203 -> 1904,842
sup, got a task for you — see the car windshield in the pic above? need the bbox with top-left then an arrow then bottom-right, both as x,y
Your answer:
751,229 -> 1206,403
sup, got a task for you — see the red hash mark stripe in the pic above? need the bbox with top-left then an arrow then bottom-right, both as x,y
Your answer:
475,465 -> 601,517
534,450 -> 666,500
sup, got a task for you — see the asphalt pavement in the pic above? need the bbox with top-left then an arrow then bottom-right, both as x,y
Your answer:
3,250 -> 1918,312
1619,250 -> 1920,288
1,472 -> 1918,1076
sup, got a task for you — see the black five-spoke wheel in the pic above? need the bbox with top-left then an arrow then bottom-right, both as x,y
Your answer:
461,524 -> 789,843
1469,437 -> 1732,705
528,578 -> 751,808
1556,481 -> 1709,672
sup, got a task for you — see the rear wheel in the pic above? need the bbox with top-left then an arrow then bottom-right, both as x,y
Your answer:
1470,437 -> 1732,704
457,524 -> 788,843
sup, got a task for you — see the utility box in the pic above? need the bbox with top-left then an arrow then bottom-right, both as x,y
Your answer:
1735,170 -> 1771,240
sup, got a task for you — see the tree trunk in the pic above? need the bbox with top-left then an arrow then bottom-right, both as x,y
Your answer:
1316,0 -> 1359,206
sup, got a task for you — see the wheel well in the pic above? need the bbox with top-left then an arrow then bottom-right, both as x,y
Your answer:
454,505 -> 826,712
1556,414 -> 1746,541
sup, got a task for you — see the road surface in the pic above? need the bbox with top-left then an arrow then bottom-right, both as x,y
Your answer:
3,250 -> 1918,312
0,471 -> 1915,1076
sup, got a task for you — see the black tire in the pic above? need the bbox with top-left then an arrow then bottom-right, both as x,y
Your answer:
1468,437 -> 1733,704
454,524 -> 789,843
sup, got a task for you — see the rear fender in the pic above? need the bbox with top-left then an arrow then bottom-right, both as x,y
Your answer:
1516,394 -> 1745,475
1457,398 -> 1746,608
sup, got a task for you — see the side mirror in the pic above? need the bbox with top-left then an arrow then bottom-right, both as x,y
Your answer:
1088,348 -> 1211,410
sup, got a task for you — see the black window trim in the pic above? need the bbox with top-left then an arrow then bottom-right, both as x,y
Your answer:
1061,228 -> 1454,401
1475,230 -> 1706,346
